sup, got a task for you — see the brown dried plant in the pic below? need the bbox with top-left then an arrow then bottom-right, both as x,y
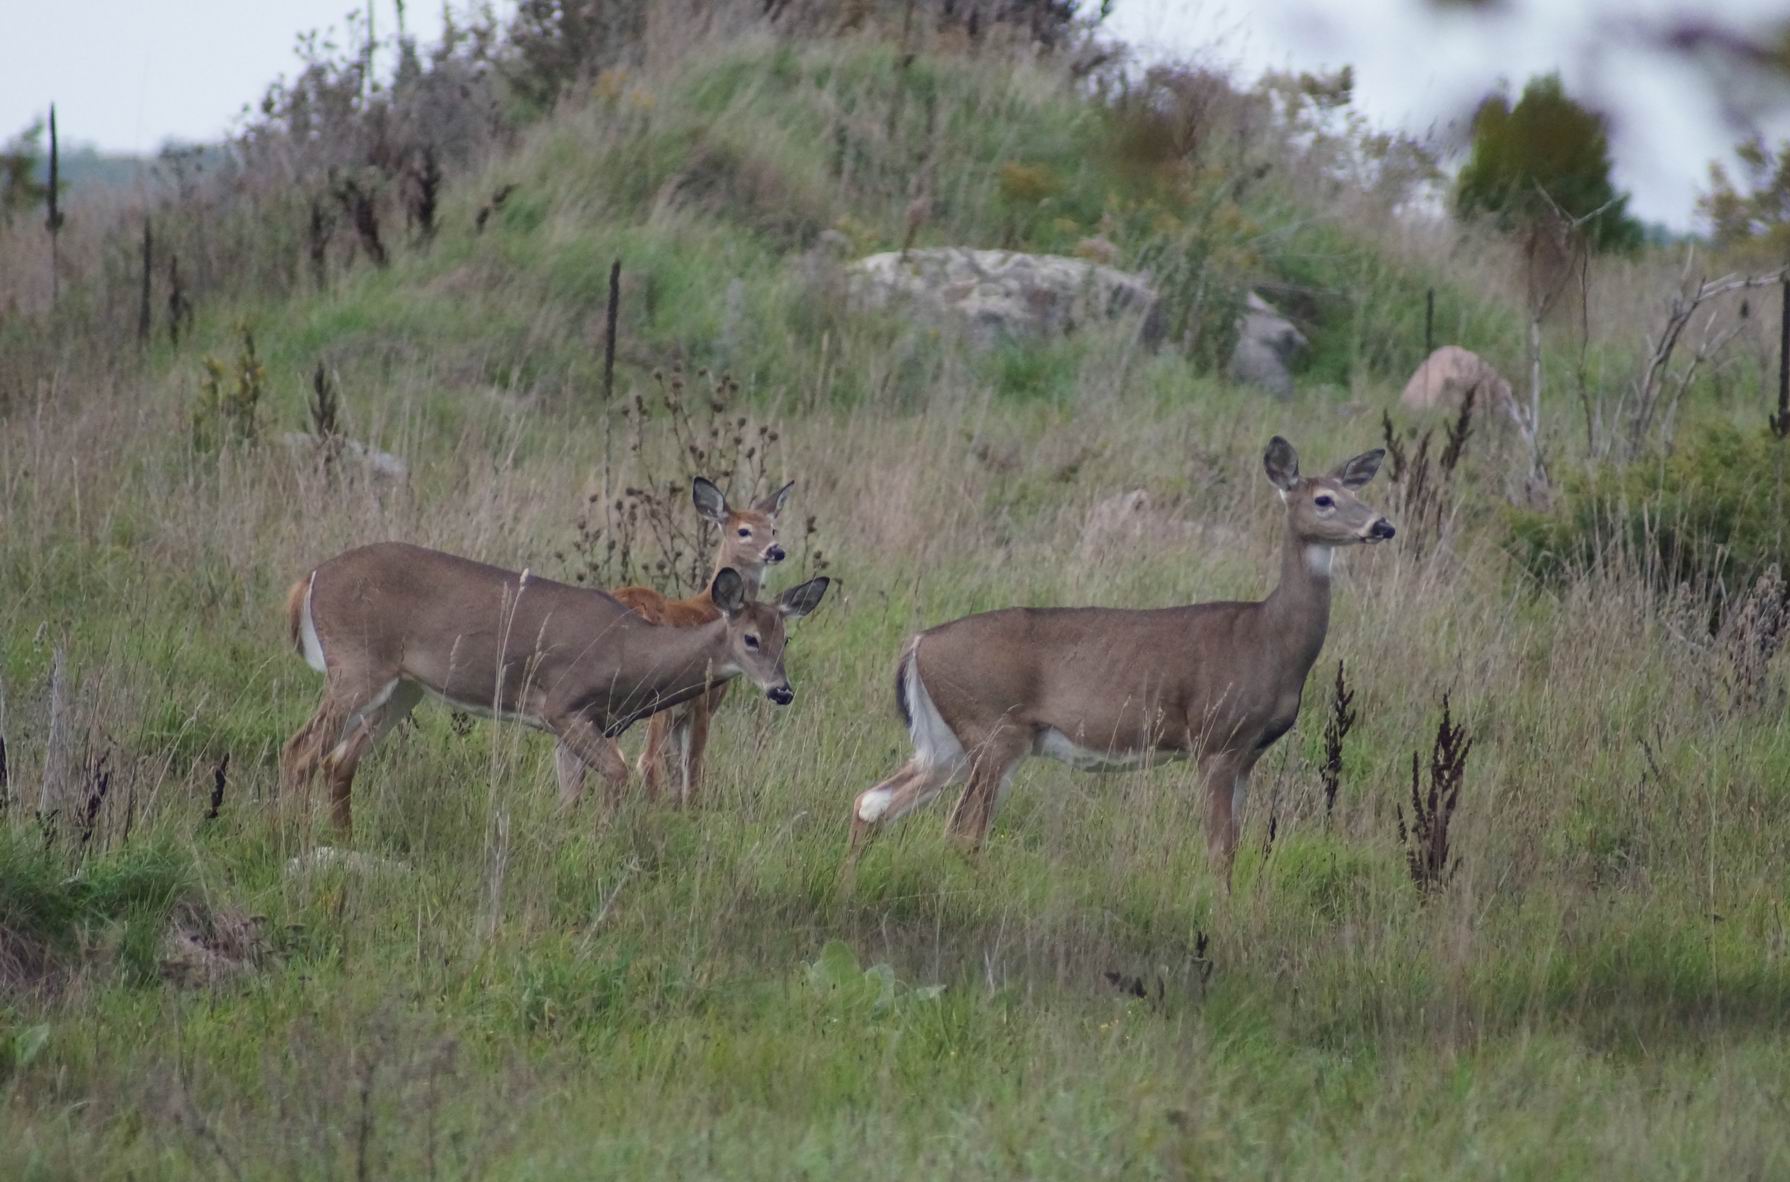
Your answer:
1320,659 -> 1356,819
1396,693 -> 1472,894
563,364 -> 819,594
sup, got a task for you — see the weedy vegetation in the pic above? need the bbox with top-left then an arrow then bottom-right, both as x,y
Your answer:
2,3 -> 1790,1179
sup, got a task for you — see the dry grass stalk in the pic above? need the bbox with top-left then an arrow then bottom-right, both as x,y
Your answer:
1379,396 -> 1471,556
1320,659 -> 1356,819
1396,693 -> 1471,894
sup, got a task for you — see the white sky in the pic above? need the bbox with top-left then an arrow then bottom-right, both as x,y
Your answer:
3,0 -> 1787,230
1110,0 -> 1790,229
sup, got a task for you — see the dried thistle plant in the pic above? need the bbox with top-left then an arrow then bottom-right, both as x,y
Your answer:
1396,693 -> 1472,894
563,364 -> 808,594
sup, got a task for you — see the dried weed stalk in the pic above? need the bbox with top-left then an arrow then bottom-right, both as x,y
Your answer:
564,364 -> 810,594
1379,393 -> 1473,557
1396,693 -> 1471,894
1320,659 -> 1356,819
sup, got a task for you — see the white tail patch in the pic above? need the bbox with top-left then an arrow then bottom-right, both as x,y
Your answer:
905,642 -> 966,773
299,573 -> 327,672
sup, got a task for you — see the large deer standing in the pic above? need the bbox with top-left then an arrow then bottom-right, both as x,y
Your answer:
608,477 -> 795,804
280,541 -> 828,835
849,437 -> 1393,881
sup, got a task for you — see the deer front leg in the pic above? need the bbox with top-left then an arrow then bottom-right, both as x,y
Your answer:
1199,749 -> 1249,890
678,692 -> 715,808
637,712 -> 673,799
552,716 -> 630,812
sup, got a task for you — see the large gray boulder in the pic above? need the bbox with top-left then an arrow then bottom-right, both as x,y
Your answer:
1227,293 -> 1308,398
846,248 -> 1160,346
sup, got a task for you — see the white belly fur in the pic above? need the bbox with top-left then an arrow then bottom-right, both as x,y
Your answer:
1035,727 -> 1177,773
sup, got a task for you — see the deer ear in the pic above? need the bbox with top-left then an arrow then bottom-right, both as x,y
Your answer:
1264,437 -> 1300,490
1329,449 -> 1385,489
710,567 -> 746,617
778,576 -> 829,620
753,480 -> 795,517
692,477 -> 729,524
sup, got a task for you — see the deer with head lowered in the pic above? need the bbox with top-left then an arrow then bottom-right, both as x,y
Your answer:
280,541 -> 828,835
607,476 -> 796,803
849,437 -> 1393,882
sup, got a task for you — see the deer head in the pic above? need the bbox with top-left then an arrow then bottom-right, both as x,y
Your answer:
694,477 -> 795,582
709,567 -> 830,704
1263,436 -> 1396,550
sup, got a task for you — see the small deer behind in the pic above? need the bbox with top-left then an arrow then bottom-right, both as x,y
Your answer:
609,477 -> 796,804
849,437 -> 1394,884
280,541 -> 828,836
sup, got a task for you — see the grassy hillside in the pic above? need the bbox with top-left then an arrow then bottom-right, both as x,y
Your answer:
3,28 -> 1790,1181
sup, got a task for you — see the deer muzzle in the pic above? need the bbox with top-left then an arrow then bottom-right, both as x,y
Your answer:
1367,518 -> 1396,542
767,684 -> 794,706
766,545 -> 787,563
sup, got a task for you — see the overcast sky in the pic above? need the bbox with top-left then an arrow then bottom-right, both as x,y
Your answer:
3,0 -> 1786,230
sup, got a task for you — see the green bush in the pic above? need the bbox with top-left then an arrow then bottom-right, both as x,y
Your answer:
1508,423 -> 1790,592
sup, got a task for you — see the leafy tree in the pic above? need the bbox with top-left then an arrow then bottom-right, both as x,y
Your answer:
1455,74 -> 1643,252
1700,136 -> 1790,260
0,119 -> 48,225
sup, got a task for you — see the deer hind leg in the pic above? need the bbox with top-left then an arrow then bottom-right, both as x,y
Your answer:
848,756 -> 965,859
946,729 -> 1030,853
553,715 -> 631,814
282,695 -> 348,798
319,678 -> 420,839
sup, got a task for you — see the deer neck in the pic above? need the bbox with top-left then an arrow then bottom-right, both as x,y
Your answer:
1261,527 -> 1334,683
626,613 -> 737,705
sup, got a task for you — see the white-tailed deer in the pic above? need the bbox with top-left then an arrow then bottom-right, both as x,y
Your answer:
849,437 -> 1393,881
280,542 -> 829,835
607,477 -> 796,803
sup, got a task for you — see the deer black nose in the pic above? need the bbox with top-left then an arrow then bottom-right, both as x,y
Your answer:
766,545 -> 786,563
768,685 -> 794,706
1370,518 -> 1396,541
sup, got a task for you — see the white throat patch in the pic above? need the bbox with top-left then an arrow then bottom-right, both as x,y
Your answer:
1305,545 -> 1335,577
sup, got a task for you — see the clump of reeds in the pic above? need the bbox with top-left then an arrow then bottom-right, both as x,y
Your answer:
1396,693 -> 1472,893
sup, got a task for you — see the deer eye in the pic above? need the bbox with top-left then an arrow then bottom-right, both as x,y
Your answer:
744,634 -> 760,650
737,528 -> 751,538
1314,494 -> 1335,509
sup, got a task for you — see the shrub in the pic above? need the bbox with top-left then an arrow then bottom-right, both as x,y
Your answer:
1508,422 -> 1790,594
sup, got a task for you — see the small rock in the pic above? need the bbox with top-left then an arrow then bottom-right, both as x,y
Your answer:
284,846 -> 409,880
278,432 -> 408,481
